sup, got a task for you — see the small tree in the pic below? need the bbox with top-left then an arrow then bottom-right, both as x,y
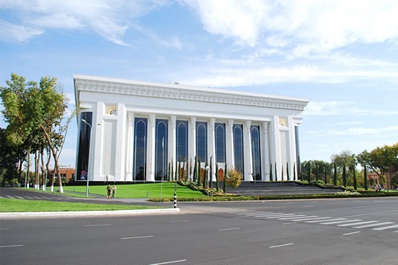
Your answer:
197,158 -> 201,187
215,163 -> 219,192
193,156 -> 198,182
333,163 -> 337,186
223,163 -> 227,193
226,168 -> 242,192
203,161 -> 208,189
353,166 -> 357,190
343,163 -> 347,187
364,164 -> 368,190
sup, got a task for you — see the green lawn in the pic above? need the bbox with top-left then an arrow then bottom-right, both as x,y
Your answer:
63,182 -> 206,199
0,198 -> 159,212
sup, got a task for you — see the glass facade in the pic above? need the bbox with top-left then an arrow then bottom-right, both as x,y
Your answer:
196,121 -> 207,162
133,118 -> 147,181
155,119 -> 168,181
233,124 -> 244,176
215,123 -> 226,163
76,112 -> 92,181
251,125 -> 261,181
176,120 -> 188,162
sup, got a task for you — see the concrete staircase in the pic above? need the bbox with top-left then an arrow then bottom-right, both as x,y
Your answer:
233,182 -> 343,196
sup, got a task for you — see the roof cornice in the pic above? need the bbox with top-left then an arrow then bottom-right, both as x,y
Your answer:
74,74 -> 309,111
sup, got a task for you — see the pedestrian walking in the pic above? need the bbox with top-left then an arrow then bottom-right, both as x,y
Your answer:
107,184 -> 111,199
112,184 -> 117,198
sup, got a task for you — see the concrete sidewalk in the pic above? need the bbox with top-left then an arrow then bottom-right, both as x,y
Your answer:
0,208 -> 181,219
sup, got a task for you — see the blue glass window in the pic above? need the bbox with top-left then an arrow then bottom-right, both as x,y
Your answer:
133,118 -> 147,181
196,122 -> 207,162
155,119 -> 168,181
233,124 -> 244,176
251,125 -> 261,181
215,123 -> 226,163
176,120 -> 188,162
77,112 -> 92,181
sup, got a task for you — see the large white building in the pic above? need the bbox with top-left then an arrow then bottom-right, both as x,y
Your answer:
74,75 -> 309,183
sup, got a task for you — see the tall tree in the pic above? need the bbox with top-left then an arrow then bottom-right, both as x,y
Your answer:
1,74 -> 73,192
357,143 -> 398,189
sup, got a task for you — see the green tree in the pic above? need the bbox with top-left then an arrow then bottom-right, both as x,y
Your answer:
1,74 -> 73,192
357,143 -> 398,190
215,163 -> 219,192
342,163 -> 347,187
223,163 -> 227,193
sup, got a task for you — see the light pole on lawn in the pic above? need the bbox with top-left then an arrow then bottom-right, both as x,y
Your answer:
81,119 -> 92,198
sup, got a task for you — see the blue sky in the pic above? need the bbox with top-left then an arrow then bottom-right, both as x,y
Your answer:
1,0 -> 397,167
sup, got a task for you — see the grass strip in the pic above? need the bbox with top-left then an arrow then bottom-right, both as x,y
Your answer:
0,198 -> 160,212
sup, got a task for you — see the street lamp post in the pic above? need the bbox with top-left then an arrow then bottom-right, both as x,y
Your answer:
81,119 -> 92,198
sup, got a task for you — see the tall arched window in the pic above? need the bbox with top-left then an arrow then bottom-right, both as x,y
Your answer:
196,122 -> 207,162
233,124 -> 244,176
176,120 -> 188,162
215,123 -> 226,163
155,119 -> 168,181
133,118 -> 147,181
251,125 -> 261,181
77,112 -> 92,181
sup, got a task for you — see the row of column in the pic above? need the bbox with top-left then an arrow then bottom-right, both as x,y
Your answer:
123,114 -> 298,182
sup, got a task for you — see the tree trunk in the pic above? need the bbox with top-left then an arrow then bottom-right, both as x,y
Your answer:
40,147 -> 46,190
40,124 -> 63,193
34,150 -> 40,189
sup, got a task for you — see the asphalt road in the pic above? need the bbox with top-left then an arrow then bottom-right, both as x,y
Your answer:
1,189 -> 398,265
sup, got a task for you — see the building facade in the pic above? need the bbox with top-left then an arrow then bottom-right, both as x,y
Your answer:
74,75 -> 309,183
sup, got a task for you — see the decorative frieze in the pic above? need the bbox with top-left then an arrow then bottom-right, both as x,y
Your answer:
74,75 -> 308,111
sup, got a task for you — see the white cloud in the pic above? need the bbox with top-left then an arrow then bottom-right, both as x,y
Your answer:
182,61 -> 398,88
183,0 -> 268,47
305,101 -> 398,117
184,0 -> 398,55
0,0 -> 166,45
331,127 -> 380,136
0,19 -> 43,42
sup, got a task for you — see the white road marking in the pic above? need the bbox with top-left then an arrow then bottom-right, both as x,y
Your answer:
269,243 -> 294,249
218,227 -> 240,231
343,231 -> 361,236
372,224 -> 398,231
169,220 -> 190,223
320,219 -> 361,225
306,218 -> 345,223
289,216 -> 331,222
120,235 -> 154,240
85,224 -> 112,227
338,221 -> 378,227
354,222 -> 394,229
0,244 -> 23,248
149,259 -> 187,265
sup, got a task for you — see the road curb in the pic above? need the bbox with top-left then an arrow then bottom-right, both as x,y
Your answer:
0,208 -> 180,219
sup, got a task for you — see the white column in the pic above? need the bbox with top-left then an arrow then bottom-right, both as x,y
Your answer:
147,114 -> 156,182
209,118 -> 216,181
169,115 -> 177,180
92,102 -> 105,182
114,103 -> 126,182
261,121 -> 270,181
287,116 -> 296,181
188,117 -> 196,181
226,119 -> 235,171
125,112 -> 134,181
269,116 -> 281,181
243,120 -> 253,181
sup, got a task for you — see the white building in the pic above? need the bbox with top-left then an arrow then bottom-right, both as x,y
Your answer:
74,75 -> 309,183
